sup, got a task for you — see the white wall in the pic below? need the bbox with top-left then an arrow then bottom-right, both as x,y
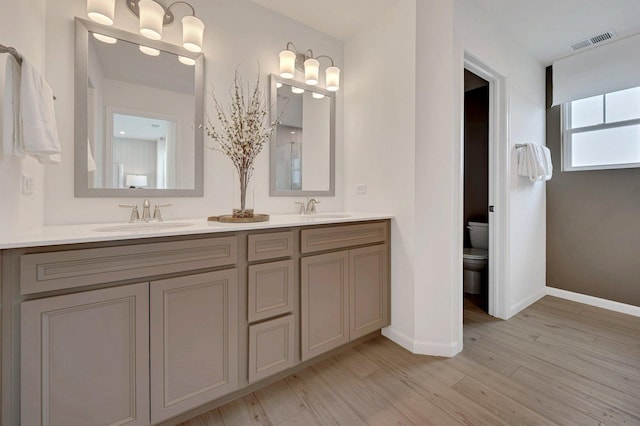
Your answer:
454,0 -> 547,317
43,0 -> 344,225
343,0 -> 417,351
345,0 -> 546,356
0,0 -> 47,234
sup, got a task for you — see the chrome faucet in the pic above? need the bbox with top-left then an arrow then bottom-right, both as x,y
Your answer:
141,199 -> 152,222
306,198 -> 320,214
119,199 -> 171,223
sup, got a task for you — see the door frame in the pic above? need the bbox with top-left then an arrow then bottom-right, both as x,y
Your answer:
462,52 -> 510,320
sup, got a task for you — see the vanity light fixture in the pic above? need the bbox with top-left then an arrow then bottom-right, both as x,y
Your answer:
278,42 -> 340,91
291,86 -> 305,94
86,0 -> 205,52
312,92 -> 325,99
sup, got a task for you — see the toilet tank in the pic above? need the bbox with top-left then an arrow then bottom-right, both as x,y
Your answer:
468,222 -> 488,249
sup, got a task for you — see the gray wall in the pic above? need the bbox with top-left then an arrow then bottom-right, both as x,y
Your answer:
546,67 -> 640,307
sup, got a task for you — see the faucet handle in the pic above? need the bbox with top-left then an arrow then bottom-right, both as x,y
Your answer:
153,203 -> 172,221
294,201 -> 305,215
119,204 -> 139,223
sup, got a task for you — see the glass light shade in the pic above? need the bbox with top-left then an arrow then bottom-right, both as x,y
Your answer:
87,0 -> 115,25
139,45 -> 160,56
182,15 -> 204,53
291,86 -> 304,94
326,66 -> 340,91
178,56 -> 196,66
276,82 -> 282,88
126,175 -> 148,187
93,33 -> 117,44
279,50 -> 296,79
139,0 -> 164,40
312,92 -> 325,99
304,57 -> 319,85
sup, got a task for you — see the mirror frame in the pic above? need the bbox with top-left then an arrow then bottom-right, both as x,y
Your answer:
74,18 -> 204,197
269,74 -> 335,197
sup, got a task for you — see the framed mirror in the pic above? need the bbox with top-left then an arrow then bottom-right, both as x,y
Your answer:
74,18 -> 204,197
269,74 -> 335,196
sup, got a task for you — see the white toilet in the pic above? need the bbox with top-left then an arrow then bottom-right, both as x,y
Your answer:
463,221 -> 488,294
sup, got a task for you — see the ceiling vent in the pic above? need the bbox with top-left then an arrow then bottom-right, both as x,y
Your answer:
571,30 -> 617,51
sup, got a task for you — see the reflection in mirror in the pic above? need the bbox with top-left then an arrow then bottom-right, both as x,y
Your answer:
75,18 -> 203,197
270,75 -> 335,196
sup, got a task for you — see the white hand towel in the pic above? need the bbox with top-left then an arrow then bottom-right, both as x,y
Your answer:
19,59 -> 61,164
517,143 -> 553,182
1,54 -> 25,158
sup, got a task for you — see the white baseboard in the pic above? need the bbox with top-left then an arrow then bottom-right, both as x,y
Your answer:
546,287 -> 640,318
382,327 -> 462,358
508,288 -> 546,318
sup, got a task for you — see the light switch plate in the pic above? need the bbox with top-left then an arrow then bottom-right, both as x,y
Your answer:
356,184 -> 367,195
22,175 -> 34,195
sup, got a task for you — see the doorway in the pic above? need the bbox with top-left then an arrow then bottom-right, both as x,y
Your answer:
463,70 -> 489,312
461,53 -> 510,322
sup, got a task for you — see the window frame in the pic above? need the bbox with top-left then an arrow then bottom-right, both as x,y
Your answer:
562,93 -> 640,172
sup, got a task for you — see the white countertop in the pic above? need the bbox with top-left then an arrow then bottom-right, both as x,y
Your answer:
0,212 -> 393,250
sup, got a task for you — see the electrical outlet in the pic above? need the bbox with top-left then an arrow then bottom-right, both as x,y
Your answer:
356,184 -> 367,195
22,175 -> 34,195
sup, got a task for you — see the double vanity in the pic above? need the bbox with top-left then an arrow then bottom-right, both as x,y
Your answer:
0,214 -> 391,425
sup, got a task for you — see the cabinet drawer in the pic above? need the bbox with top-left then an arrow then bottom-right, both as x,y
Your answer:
301,222 -> 387,254
20,236 -> 238,295
248,260 -> 295,323
248,231 -> 294,261
248,315 -> 296,383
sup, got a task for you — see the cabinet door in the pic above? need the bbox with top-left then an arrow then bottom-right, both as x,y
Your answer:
150,270 -> 238,424
301,251 -> 349,361
21,283 -> 150,426
350,244 -> 390,339
248,314 -> 296,383
248,259 -> 295,323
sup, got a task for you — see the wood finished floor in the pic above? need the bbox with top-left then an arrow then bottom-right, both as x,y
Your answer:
180,296 -> 640,425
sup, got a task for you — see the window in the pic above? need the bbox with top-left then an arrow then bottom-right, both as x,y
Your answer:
563,86 -> 640,171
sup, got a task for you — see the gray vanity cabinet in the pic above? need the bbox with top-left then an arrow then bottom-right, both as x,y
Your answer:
150,270 -> 238,423
300,222 -> 390,362
21,282 -> 150,426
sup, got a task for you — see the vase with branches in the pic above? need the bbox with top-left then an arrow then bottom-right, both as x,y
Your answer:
202,70 -> 278,218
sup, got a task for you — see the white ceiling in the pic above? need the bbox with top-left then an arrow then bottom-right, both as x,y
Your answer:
467,0 -> 640,64
252,0 -> 640,64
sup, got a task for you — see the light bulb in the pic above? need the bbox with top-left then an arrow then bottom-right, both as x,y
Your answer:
182,15 -> 204,53
279,50 -> 296,79
139,45 -> 160,56
178,56 -> 196,66
304,57 -> 319,85
93,33 -> 117,44
87,0 -> 115,25
291,86 -> 304,94
139,0 -> 164,40
312,92 -> 325,99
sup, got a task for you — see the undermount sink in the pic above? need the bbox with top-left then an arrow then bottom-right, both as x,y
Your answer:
94,222 -> 194,232
304,213 -> 352,219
